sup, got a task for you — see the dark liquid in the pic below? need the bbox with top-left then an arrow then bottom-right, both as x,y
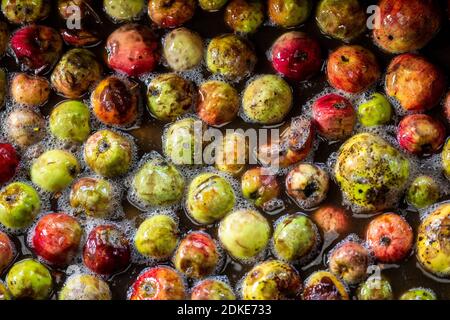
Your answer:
1,0 -> 449,300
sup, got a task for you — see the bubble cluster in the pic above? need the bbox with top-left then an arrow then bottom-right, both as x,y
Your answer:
0,0 -> 448,300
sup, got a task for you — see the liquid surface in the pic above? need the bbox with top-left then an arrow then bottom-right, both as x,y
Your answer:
0,0 -> 449,300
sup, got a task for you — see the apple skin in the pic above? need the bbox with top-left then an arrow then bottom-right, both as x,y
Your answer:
329,241 -> 369,285
312,93 -> 356,141
199,0 -> 227,12
2,0 -> 50,24
51,48 -> 102,99
241,167 -> 280,210
0,231 -> 14,273
49,100 -> 91,143
334,133 -> 410,214
327,45 -> 380,94
385,54 -> 446,112
416,203 -> 450,277
397,114 -> 446,155
6,259 -> 52,300
0,144 -> 19,184
148,0 -> 196,28
312,205 -> 349,234
241,260 -> 303,300
218,209 -> 270,261
373,0 -> 441,54
357,93 -> 393,127
173,232 -> 219,279
31,150 -> 80,192
191,279 -> 236,300
10,73 -> 50,107
271,31 -> 322,81
0,182 -> 41,230
106,24 -> 160,77
268,0 -> 312,28
10,25 -> 62,74
70,177 -> 114,218
285,163 -> 329,209
58,274 -> 111,300
303,270 -> 349,300
206,34 -> 257,81
83,225 -> 130,275
315,0 -> 366,42
92,76 -> 139,126
32,213 -> 82,266
366,213 -> 413,263
196,80 -> 239,127
357,276 -> 393,300
258,116 -> 314,168
129,266 -> 186,300
84,130 -> 133,178
400,288 -> 436,301
163,27 -> 203,72
224,0 -> 264,34
406,175 -> 440,209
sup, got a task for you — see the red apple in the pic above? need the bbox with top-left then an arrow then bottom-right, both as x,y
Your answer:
329,241 -> 369,285
385,54 -> 445,112
32,213 -> 82,266
129,266 -> 186,300
373,0 -> 441,54
312,205 -> 349,234
312,93 -> 356,140
0,231 -> 14,273
0,144 -> 20,184
327,45 -> 380,94
83,225 -> 130,275
397,114 -> 446,155
366,213 -> 413,263
10,25 -> 63,74
106,24 -> 160,77
173,232 -> 219,279
271,31 -> 322,81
